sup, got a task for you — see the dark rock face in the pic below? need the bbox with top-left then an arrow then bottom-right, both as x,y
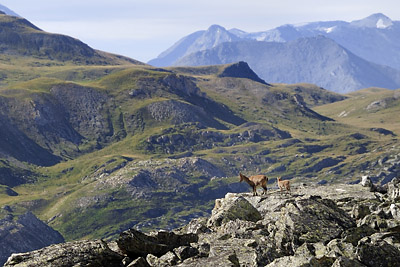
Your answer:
218,61 -> 268,85
6,182 -> 400,266
116,229 -> 198,258
0,211 -> 64,266
357,236 -> 400,267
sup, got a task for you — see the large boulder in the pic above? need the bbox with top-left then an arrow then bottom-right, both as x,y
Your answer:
273,196 -> 355,254
4,240 -> 123,267
116,228 -> 198,258
207,196 -> 262,227
388,178 -> 400,200
356,236 -> 400,266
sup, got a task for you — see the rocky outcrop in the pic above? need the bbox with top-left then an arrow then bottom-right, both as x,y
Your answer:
144,123 -> 290,154
4,240 -> 123,267
117,229 -> 198,258
5,181 -> 400,266
218,61 -> 268,85
0,211 -> 64,266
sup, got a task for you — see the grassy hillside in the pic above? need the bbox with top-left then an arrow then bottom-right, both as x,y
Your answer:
315,87 -> 400,134
0,19 -> 399,242
1,63 -> 399,242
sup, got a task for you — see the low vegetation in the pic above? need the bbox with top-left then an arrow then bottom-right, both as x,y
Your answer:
0,13 -> 399,242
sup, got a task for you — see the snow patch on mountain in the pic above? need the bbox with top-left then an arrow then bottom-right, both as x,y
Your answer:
376,18 -> 393,29
350,13 -> 393,28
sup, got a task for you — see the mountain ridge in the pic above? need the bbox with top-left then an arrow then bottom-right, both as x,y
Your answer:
0,13 -> 142,65
149,13 -> 400,93
0,7 -> 399,262
174,36 -> 400,93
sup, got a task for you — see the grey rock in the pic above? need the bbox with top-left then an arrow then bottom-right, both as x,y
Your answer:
117,228 -> 198,258
176,251 -> 240,267
4,240 -> 123,267
0,212 -> 64,266
356,237 -> 400,267
358,214 -> 388,230
360,176 -> 372,187
390,203 -> 400,220
207,196 -> 262,227
351,204 -> 371,220
274,196 -> 355,254
173,246 -> 199,262
146,251 -> 178,267
326,239 -> 357,259
177,217 -> 210,235
331,257 -> 366,267
341,225 -> 377,246
127,257 -> 150,267
388,178 -> 400,200
266,255 -> 335,267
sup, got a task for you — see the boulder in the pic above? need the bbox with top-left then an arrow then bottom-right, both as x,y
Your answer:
331,257 -> 366,267
177,217 -> 209,235
207,196 -> 262,227
117,228 -> 197,258
266,255 -> 335,267
127,257 -> 150,267
360,176 -> 372,187
274,196 -> 355,254
388,178 -> 400,200
173,246 -> 199,262
351,204 -> 371,220
146,251 -> 178,267
176,251 -> 240,266
4,240 -> 123,267
208,238 -> 259,266
356,237 -> 400,267
390,203 -> 400,220
326,239 -> 356,259
358,214 -> 388,230
341,225 -> 377,246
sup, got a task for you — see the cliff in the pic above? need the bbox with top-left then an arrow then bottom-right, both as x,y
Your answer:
5,178 -> 400,266
0,211 -> 64,266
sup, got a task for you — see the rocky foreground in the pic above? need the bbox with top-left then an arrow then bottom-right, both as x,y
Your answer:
5,178 -> 400,266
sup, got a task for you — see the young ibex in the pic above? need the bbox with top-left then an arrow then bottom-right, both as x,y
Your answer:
277,177 -> 291,195
239,172 -> 268,196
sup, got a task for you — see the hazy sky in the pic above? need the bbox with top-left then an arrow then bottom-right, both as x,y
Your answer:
1,0 -> 400,62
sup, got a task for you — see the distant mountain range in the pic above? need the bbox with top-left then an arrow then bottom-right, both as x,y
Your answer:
1,4 -> 400,258
149,14 -> 400,93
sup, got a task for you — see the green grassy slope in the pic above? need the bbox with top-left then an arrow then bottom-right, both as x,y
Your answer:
2,65 -> 399,241
0,24 -> 399,242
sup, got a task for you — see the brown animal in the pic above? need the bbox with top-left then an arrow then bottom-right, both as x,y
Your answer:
239,173 -> 268,196
277,177 -> 291,195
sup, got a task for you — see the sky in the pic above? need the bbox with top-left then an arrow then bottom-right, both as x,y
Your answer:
1,0 -> 400,63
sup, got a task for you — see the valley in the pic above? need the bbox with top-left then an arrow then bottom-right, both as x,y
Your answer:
0,9 -> 399,265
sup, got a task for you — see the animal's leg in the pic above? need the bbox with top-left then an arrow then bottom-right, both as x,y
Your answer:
262,185 -> 268,195
253,186 -> 258,196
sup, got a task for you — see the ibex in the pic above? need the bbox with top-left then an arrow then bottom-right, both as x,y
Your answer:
239,172 -> 268,196
277,177 -> 291,195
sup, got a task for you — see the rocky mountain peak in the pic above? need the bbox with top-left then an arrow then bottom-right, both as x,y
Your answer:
197,24 -> 241,50
218,61 -> 268,85
351,13 -> 393,29
207,24 -> 227,32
